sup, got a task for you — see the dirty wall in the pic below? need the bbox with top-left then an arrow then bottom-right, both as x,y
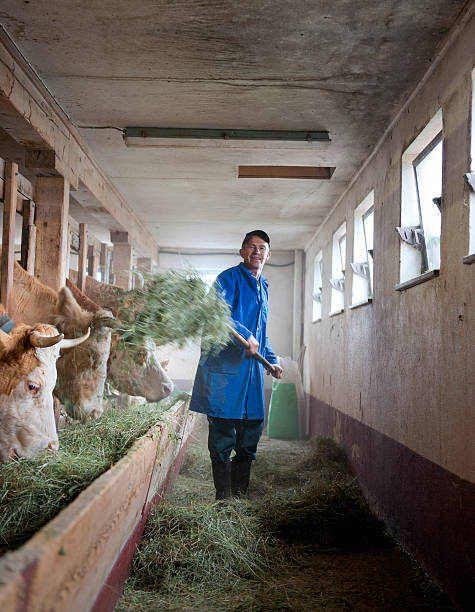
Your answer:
303,9 -> 474,611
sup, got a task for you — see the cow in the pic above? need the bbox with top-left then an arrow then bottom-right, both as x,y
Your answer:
3,260 -> 116,421
66,276 -> 174,402
0,314 -> 89,461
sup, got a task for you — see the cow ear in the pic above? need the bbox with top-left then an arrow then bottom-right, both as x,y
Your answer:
52,287 -> 93,335
160,359 -> 170,371
0,328 -> 14,355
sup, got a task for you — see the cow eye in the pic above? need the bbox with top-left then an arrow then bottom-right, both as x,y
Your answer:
25,381 -> 41,395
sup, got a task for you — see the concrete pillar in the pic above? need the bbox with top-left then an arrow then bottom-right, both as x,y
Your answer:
136,257 -> 152,273
100,243 -> 111,284
88,244 -> 99,280
111,231 -> 132,290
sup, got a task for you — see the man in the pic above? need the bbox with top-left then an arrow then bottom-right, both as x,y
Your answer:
190,230 -> 283,500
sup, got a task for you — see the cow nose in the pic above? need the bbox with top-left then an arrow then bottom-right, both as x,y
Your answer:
91,409 -> 102,419
162,383 -> 173,397
48,440 -> 59,451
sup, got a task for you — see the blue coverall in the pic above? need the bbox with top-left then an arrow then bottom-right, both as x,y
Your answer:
189,262 -> 278,462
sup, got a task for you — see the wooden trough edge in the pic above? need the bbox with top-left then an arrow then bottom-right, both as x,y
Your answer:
0,398 -> 196,612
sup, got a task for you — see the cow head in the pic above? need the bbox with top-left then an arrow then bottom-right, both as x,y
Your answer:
107,337 -> 174,401
0,321 -> 89,462
52,287 -> 116,422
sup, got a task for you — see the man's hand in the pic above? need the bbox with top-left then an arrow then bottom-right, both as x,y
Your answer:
267,364 -> 283,379
246,335 -> 259,356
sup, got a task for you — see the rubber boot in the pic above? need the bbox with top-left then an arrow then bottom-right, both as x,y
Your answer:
231,459 -> 252,497
211,460 -> 231,500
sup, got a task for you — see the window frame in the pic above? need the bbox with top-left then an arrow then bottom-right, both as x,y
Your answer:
312,250 -> 323,322
465,67 -> 475,262
412,131 -> 443,273
398,109 -> 443,286
351,191 -> 374,306
330,222 -> 346,314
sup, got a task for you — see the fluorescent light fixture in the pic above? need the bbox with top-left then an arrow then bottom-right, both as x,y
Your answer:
124,127 -> 330,149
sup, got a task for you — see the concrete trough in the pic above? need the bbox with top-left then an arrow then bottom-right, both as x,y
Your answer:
0,398 -> 195,612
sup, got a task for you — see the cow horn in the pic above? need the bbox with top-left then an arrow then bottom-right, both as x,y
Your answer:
58,327 -> 91,349
30,331 -> 65,348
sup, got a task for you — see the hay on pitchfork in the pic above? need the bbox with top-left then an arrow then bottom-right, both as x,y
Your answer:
116,269 -> 231,353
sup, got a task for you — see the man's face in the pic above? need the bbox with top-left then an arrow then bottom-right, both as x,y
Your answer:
240,237 -> 270,276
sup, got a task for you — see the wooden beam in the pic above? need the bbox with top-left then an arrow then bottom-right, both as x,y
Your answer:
0,157 -> 34,202
0,35 -> 160,261
20,199 -> 35,271
110,230 -> 129,244
77,223 -> 88,292
1,162 -> 18,314
34,177 -> 70,290
25,148 -> 56,169
238,165 -> 336,179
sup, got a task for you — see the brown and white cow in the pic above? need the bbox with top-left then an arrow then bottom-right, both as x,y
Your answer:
4,261 -> 116,421
0,317 -> 89,461
67,276 -> 174,402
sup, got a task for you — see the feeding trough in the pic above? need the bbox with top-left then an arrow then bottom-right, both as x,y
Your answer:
0,397 -> 195,612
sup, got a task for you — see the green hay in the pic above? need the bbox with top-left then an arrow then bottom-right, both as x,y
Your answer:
116,269 -> 231,352
257,480 -> 389,549
118,436 -> 455,611
116,500 -> 279,611
0,392 -> 187,553
132,502 -> 274,588
117,437 -> 389,611
255,438 -> 388,548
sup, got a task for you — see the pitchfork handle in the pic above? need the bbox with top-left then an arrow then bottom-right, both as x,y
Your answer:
227,325 -> 276,373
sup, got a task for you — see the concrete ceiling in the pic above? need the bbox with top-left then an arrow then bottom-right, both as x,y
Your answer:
0,0 -> 467,250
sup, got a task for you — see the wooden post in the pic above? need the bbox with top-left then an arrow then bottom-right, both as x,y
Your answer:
1,161 -> 18,313
111,231 -> 132,290
34,176 -> 70,290
21,199 -> 35,271
87,244 -> 99,280
77,223 -> 88,292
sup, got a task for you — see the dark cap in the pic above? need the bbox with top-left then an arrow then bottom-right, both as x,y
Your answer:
242,230 -> 270,248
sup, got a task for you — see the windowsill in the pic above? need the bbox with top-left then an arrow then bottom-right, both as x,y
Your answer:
395,269 -> 439,291
329,308 -> 344,317
350,298 -> 373,310
312,317 -> 322,324
463,253 -> 475,265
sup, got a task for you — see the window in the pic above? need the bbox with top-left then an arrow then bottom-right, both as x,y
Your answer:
351,191 -> 374,305
467,68 -> 475,258
399,110 -> 443,284
413,134 -> 442,270
200,270 -> 219,292
312,250 -> 323,322
330,222 -> 346,313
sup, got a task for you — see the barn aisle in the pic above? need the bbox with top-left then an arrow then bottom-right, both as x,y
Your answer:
117,416 -> 455,611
